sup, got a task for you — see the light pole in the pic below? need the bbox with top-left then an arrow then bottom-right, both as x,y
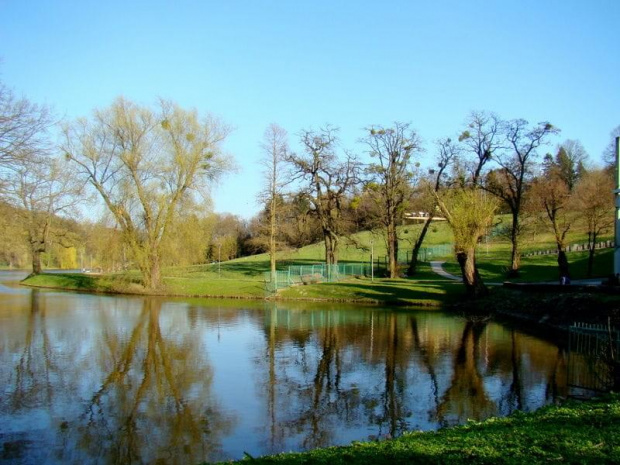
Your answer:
218,242 -> 222,278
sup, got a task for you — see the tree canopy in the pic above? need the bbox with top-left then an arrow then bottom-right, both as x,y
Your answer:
63,97 -> 232,289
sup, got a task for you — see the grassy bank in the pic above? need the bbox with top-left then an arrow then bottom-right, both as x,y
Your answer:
20,248 -> 616,307
18,218 -> 616,304
214,395 -> 620,464
21,261 -> 463,306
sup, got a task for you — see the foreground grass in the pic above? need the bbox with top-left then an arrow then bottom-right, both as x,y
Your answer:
215,395 -> 620,465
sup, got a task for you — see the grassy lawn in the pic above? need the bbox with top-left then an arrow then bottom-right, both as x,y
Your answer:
20,218 -> 616,303
278,261 -> 463,306
441,247 -> 614,284
213,394 -> 620,464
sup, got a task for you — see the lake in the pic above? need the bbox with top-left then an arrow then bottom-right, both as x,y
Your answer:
0,270 -> 577,464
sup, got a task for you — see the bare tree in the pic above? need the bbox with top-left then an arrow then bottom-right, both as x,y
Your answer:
458,111 -> 503,186
572,169 -> 614,277
528,172 -> 574,282
259,124 -> 289,278
407,137 -> 458,276
0,82 -> 53,169
63,97 -> 232,289
286,126 -> 359,268
361,122 -> 422,278
0,155 -> 85,275
485,120 -> 559,277
603,125 -> 620,167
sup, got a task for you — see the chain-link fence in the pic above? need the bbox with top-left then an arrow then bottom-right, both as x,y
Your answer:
373,244 -> 453,275
264,244 -> 454,293
264,263 -> 369,294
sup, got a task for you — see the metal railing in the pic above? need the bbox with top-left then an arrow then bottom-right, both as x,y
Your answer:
568,321 -> 620,393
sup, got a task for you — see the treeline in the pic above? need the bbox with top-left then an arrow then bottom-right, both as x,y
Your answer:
0,78 -> 618,295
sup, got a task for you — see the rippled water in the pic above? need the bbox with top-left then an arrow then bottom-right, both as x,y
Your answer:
0,271 -> 577,464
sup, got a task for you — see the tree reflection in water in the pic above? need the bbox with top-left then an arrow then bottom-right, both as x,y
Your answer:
436,321 -> 496,426
0,289 -> 575,463
79,297 -> 235,464
11,290 -> 58,411
255,307 -> 571,453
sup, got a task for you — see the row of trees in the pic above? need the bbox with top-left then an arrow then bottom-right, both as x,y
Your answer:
255,113 -> 618,298
1,78 -> 618,296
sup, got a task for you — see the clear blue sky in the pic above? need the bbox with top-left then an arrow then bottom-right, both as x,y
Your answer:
1,0 -> 618,219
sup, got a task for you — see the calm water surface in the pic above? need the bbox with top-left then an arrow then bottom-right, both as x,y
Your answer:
0,271 -> 574,464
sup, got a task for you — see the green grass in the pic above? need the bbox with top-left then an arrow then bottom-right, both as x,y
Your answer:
278,261 -> 463,306
23,272 -> 139,293
20,217 -> 616,302
441,247 -> 614,284
214,394 -> 620,464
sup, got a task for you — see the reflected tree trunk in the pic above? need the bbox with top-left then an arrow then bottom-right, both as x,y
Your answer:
410,318 -> 439,408
12,290 -> 58,409
437,321 -> 495,426
508,330 -> 523,411
82,297 -> 232,464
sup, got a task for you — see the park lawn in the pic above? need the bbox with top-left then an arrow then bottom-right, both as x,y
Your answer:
441,247 -> 614,284
163,275 -> 265,297
22,270 -> 268,298
215,394 -> 620,465
22,272 -> 136,293
278,261 -> 463,306
278,277 -> 463,306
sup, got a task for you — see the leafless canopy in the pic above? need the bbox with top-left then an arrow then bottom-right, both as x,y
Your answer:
0,83 -> 54,168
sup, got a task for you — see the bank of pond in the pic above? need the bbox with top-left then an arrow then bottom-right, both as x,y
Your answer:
1,270 -> 619,464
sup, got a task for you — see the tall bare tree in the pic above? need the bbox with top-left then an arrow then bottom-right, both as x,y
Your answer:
0,155 -> 85,275
0,82 -> 53,169
407,137 -> 458,276
458,111 -> 503,186
63,97 -> 232,289
259,124 -> 289,278
286,126 -> 359,268
485,120 -> 559,277
362,122 -> 422,278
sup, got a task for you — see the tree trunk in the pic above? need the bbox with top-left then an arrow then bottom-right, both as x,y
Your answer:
408,216 -> 433,276
508,211 -> 520,278
324,231 -> 339,281
456,248 -> 488,299
387,220 -> 398,278
31,248 -> 42,275
269,200 -> 277,277
557,248 -> 570,284
141,249 -> 162,290
269,233 -> 276,281
586,231 -> 597,278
